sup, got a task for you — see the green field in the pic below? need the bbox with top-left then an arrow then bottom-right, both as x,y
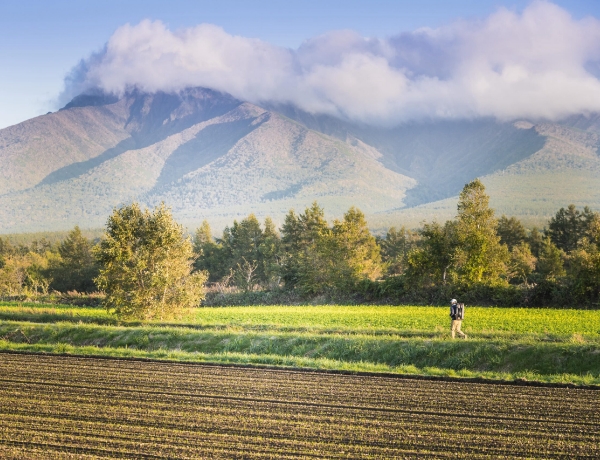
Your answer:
1,302 -> 599,385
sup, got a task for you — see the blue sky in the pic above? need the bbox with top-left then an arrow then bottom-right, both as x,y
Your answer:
1,0 -> 600,129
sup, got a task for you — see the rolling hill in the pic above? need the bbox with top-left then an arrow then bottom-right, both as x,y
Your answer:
0,87 -> 599,234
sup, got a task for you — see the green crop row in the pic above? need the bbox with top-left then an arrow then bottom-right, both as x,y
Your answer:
2,302 -> 600,338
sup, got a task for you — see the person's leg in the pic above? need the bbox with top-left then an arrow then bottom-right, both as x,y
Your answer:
455,320 -> 467,339
451,320 -> 457,338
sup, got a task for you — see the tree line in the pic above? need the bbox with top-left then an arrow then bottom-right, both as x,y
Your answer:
1,178 -> 600,309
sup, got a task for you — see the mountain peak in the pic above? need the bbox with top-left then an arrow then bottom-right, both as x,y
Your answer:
61,92 -> 120,110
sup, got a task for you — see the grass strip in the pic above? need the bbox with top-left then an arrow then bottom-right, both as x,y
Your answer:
1,321 -> 599,385
2,303 -> 600,342
1,341 -> 598,387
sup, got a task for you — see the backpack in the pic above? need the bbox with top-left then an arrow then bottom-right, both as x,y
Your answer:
455,304 -> 465,320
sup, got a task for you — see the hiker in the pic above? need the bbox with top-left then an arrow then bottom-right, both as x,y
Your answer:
450,299 -> 467,339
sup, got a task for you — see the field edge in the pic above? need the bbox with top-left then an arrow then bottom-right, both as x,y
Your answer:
1,347 -> 598,390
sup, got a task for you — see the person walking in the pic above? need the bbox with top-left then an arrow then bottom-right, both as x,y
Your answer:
450,299 -> 467,339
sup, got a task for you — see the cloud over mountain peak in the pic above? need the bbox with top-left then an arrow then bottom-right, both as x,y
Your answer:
62,1 -> 600,125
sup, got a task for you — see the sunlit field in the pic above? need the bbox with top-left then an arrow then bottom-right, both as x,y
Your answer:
0,302 -> 599,385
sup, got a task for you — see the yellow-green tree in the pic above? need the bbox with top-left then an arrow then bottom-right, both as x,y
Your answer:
94,203 -> 207,320
509,242 -> 537,284
454,179 -> 509,286
569,242 -> 600,302
0,252 -> 53,296
330,207 -> 382,290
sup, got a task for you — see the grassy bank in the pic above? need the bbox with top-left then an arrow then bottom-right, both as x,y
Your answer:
0,302 -> 599,385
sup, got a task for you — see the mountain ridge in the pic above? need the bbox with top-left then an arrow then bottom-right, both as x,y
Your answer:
0,87 -> 599,233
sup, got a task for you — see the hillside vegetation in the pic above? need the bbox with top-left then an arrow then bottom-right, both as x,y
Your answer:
1,87 -> 599,233
374,121 -> 600,230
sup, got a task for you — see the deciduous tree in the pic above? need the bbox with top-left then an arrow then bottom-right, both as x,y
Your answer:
406,221 -> 457,287
509,242 -> 537,284
94,203 -> 207,320
454,179 -> 508,286
329,207 -> 382,290
568,242 -> 600,302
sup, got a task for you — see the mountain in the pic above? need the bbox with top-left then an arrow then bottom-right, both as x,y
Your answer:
265,105 -> 547,206
0,87 -> 599,234
367,119 -> 600,230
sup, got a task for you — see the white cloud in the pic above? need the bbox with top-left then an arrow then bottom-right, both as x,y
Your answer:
61,0 -> 600,125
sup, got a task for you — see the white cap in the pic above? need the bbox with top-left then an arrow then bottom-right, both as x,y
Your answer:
451,299 -> 457,304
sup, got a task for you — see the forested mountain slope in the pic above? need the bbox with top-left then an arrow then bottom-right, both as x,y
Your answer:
0,87 -> 599,233
0,89 -> 414,233
268,105 -> 548,206
371,121 -> 600,230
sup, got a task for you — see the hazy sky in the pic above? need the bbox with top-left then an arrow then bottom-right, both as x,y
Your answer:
1,0 -> 599,129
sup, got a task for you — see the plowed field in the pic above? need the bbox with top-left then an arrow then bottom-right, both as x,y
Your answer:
0,353 -> 598,459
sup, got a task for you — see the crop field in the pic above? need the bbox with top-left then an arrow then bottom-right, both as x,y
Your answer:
2,302 -> 600,336
0,353 -> 599,459
1,302 -> 599,385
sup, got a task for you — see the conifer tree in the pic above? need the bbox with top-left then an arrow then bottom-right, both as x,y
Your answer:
280,202 -> 331,292
193,220 -> 227,282
536,237 -> 566,281
497,215 -> 527,250
50,226 -> 98,292
220,214 -> 264,289
546,204 -> 594,253
294,203 -> 333,295
379,226 -> 416,275
279,209 -> 302,287
527,227 -> 545,258
259,217 -> 282,288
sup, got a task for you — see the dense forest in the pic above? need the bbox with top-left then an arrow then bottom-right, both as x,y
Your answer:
1,179 -> 599,307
